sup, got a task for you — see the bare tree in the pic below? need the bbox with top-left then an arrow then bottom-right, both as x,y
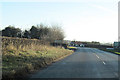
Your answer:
46,24 -> 65,42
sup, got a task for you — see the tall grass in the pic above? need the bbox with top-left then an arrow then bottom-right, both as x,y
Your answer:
2,37 -> 73,79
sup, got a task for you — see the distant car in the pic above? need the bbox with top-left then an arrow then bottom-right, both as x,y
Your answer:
80,44 -> 84,47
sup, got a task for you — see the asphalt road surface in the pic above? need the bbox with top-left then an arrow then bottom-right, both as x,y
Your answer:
30,47 -> 118,78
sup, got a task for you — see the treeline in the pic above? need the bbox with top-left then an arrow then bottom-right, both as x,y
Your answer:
1,24 -> 65,42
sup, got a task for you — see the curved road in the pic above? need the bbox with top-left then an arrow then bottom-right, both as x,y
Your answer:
30,47 -> 118,78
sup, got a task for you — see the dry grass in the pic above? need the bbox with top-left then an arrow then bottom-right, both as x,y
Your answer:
2,37 -> 73,79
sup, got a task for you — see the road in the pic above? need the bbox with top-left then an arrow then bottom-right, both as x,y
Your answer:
30,47 -> 118,78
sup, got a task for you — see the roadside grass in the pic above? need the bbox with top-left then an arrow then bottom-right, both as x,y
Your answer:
2,42 -> 73,79
98,48 -> 120,55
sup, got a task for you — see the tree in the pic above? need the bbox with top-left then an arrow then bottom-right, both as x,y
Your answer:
29,24 -> 50,40
23,30 -> 31,38
30,26 -> 39,39
1,23 -> 65,43
2,25 -> 22,37
46,25 -> 65,42
38,25 -> 50,40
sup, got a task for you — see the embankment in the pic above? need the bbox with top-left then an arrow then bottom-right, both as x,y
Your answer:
2,37 -> 73,79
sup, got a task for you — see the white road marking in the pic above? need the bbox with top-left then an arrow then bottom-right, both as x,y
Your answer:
96,55 -> 99,58
93,53 -> 106,65
114,72 -> 118,77
102,61 -> 106,65
93,53 -> 99,59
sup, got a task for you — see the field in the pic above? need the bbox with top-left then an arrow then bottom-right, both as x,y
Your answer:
2,37 -> 73,79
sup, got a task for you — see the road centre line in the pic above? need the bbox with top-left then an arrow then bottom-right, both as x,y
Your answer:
93,53 -> 106,65
95,55 -> 99,58
102,61 -> 106,65
93,53 -> 99,58
114,72 -> 118,77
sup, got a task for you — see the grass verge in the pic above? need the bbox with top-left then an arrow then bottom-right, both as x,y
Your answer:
98,48 -> 120,55
2,44 -> 73,79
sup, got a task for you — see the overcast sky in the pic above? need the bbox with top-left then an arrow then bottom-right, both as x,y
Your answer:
0,0 -> 119,43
